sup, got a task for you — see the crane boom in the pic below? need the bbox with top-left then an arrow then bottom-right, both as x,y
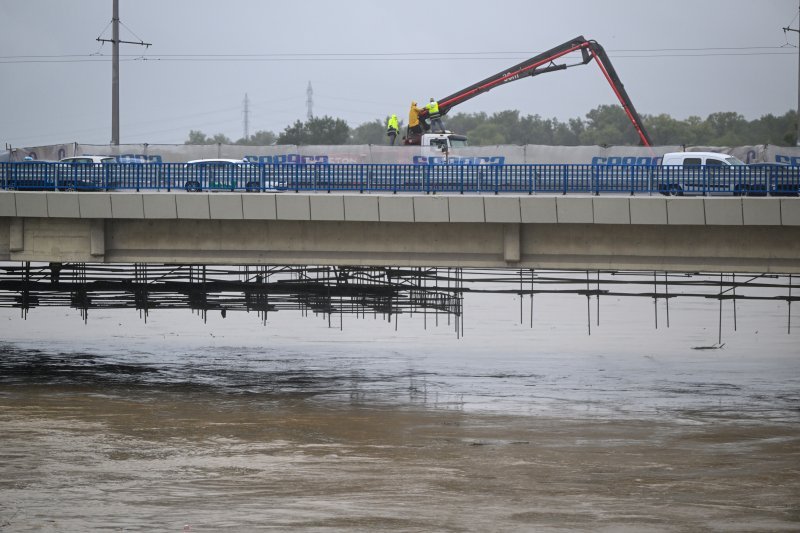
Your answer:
414,36 -> 652,147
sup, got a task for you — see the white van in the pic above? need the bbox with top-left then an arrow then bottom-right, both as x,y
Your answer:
661,152 -> 746,167
658,151 -> 749,196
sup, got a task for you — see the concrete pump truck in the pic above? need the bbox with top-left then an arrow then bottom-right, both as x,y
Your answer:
404,35 -> 653,150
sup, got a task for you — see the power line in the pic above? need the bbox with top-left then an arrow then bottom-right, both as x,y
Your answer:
0,47 -> 795,64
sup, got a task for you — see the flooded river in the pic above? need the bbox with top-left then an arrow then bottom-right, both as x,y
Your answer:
1,292 -> 798,531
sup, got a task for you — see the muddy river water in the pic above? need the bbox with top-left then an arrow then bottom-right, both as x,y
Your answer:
1,292 -> 798,531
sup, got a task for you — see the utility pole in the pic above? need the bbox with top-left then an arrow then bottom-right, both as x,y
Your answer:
784,0 -> 800,146
306,81 -> 314,121
97,0 -> 151,145
243,93 -> 250,140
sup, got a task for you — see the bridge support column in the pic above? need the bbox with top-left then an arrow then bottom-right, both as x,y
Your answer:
503,223 -> 520,263
90,220 -> 105,257
9,218 -> 23,252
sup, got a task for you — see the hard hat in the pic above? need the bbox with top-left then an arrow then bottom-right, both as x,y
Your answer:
23,156 -> 33,160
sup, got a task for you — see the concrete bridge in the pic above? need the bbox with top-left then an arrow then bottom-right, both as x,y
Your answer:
1,191 -> 799,273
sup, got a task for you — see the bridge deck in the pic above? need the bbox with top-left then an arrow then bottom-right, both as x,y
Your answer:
1,192 -> 799,273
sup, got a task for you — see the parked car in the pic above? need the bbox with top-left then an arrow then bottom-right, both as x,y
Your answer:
109,154 -> 164,190
183,159 -> 281,192
58,155 -> 116,190
2,159 -> 62,190
116,154 -> 163,164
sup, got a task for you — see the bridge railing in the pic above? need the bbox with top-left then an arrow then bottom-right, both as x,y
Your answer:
1,162 -> 798,196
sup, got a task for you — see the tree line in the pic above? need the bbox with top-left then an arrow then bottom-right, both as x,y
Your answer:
186,106 -> 798,147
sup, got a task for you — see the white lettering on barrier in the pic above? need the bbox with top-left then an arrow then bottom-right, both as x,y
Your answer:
775,154 -> 800,166
591,156 -> 662,166
248,154 -> 365,165
412,156 -> 506,166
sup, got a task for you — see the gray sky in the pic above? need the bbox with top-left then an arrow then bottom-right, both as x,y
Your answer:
0,0 -> 797,147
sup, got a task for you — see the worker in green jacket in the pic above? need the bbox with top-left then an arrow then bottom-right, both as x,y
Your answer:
426,98 -> 445,132
386,114 -> 400,145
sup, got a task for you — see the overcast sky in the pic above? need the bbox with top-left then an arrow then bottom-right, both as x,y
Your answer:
0,0 -> 797,147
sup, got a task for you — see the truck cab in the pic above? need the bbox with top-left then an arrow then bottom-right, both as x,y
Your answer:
420,132 -> 468,149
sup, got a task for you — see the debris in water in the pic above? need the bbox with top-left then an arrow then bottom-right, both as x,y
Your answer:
691,343 -> 725,350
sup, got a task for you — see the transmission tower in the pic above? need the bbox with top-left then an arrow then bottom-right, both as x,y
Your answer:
306,81 -> 314,121
243,93 -> 250,140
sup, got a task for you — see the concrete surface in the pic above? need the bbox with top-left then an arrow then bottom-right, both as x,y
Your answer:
1,192 -> 797,272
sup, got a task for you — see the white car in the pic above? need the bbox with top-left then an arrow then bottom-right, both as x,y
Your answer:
60,155 -> 117,165
57,155 -> 116,190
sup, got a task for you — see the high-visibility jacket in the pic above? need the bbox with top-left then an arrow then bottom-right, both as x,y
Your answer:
387,115 -> 399,134
426,100 -> 440,118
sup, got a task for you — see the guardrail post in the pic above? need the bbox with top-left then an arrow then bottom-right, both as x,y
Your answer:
562,165 -> 568,195
527,165 -> 532,195
768,167 -> 774,195
629,165 -> 635,196
702,165 -> 708,196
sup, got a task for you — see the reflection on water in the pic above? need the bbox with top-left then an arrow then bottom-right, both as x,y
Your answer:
0,292 -> 798,531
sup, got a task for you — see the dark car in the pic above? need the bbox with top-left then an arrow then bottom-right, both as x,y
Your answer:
183,159 -> 281,192
2,160 -> 63,190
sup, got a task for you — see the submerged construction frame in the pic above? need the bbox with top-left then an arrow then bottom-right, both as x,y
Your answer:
0,263 -> 796,338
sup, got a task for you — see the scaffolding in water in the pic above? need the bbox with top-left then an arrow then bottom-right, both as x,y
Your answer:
0,263 -> 796,338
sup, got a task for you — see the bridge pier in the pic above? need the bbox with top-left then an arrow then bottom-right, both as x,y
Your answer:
503,223 -> 520,263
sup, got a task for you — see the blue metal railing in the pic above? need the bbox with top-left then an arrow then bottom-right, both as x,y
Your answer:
1,162 -> 798,196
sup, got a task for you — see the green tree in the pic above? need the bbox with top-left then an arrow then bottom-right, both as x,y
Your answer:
445,112 -> 489,138
580,105 -> 640,146
185,130 -> 209,144
236,130 -> 277,146
306,116 -> 351,144
644,114 -> 693,145
184,130 -> 232,145
277,116 -> 351,145
468,123 -> 508,145
185,107 -> 800,148
277,120 -> 306,145
351,118 -> 391,144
